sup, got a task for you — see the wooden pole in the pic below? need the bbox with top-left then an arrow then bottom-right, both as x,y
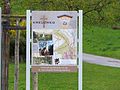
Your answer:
14,19 -> 20,90
1,29 -> 9,90
1,0 -> 10,90
32,72 -> 38,90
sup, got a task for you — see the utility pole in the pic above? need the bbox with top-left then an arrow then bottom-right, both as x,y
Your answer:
1,0 -> 10,90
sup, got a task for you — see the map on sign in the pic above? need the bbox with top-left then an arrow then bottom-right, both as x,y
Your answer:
53,29 -> 77,65
32,11 -> 77,66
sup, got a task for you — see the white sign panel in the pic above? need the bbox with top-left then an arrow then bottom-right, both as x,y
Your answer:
32,11 -> 77,29
32,11 -> 77,72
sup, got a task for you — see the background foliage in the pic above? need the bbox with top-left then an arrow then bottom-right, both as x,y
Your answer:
9,0 -> 120,26
0,0 -> 120,61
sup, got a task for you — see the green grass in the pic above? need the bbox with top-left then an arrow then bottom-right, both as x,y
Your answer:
9,63 -> 120,90
83,25 -> 120,59
9,63 -> 26,90
9,63 -> 78,90
83,62 -> 120,90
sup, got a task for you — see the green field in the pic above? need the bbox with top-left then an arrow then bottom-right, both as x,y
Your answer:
9,63 -> 78,90
83,62 -> 120,90
9,63 -> 120,90
84,25 -> 120,59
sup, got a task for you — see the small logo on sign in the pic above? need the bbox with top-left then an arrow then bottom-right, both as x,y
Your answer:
57,15 -> 73,29
40,15 -> 48,28
33,15 -> 55,28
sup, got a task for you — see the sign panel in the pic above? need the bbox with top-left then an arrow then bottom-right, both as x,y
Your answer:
32,11 -> 77,72
32,11 -> 77,29
32,66 -> 77,72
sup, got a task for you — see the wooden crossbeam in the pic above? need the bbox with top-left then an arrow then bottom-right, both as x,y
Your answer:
3,26 -> 26,30
1,15 -> 31,30
2,15 -> 26,18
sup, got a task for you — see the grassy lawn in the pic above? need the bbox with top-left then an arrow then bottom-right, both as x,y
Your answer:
9,63 -> 120,90
83,62 -> 120,90
9,63 -> 78,90
83,25 -> 120,59
9,64 -> 26,90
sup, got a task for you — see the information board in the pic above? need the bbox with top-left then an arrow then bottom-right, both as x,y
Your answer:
31,11 -> 77,72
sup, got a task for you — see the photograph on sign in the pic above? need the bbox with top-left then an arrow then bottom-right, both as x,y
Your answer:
32,11 -> 77,69
33,31 -> 53,65
33,57 -> 52,65
33,31 -> 53,56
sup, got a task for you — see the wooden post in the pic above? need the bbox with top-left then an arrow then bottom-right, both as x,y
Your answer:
1,30 -> 9,90
32,72 -> 38,90
14,20 -> 20,90
1,0 -> 10,90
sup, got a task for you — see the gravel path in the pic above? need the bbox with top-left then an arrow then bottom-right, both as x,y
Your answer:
83,53 -> 120,68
